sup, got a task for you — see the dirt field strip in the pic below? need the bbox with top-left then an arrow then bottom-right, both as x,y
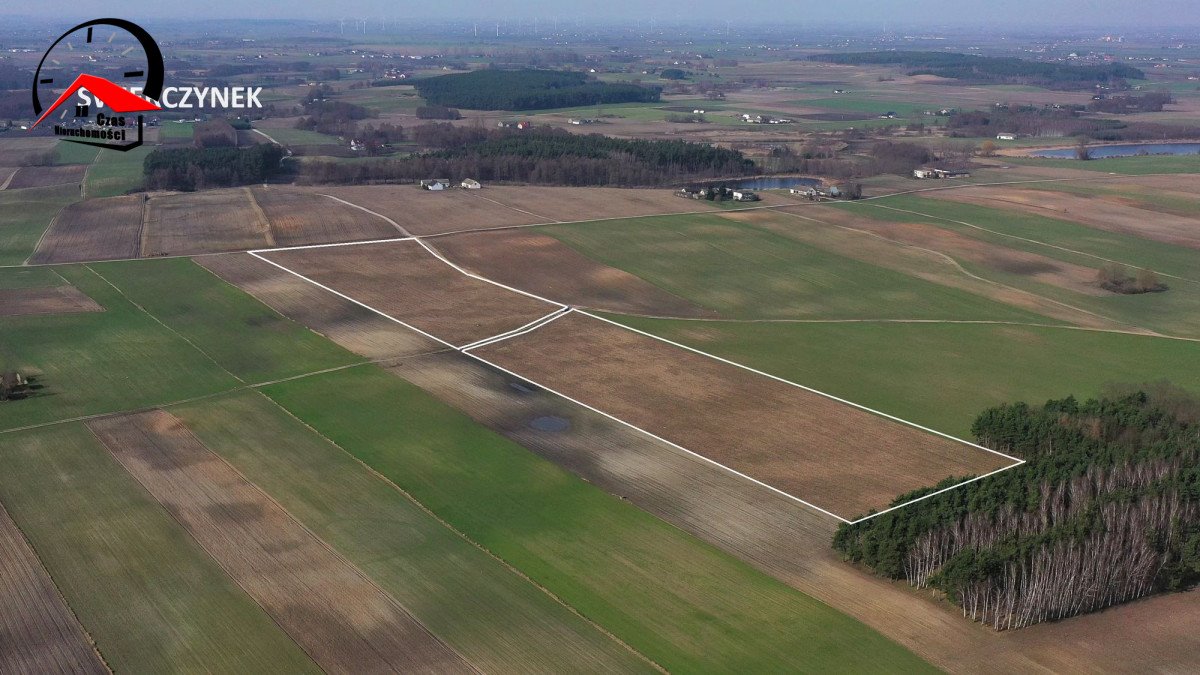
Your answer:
87,410 -> 477,675
28,195 -> 143,264
0,285 -> 103,317
0,167 -> 17,190
432,229 -> 716,318
0,501 -> 109,674
253,240 -> 564,347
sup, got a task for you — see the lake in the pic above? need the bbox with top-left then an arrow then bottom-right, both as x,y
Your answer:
1031,143 -> 1200,159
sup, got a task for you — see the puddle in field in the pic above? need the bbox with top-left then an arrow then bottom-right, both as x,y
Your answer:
509,381 -> 535,394
529,415 -> 570,432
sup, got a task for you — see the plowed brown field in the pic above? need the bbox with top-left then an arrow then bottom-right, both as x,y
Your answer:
433,230 -> 714,317
471,311 -> 1014,518
252,186 -> 399,246
6,165 -> 86,190
142,188 -> 272,256
29,195 -> 143,264
0,286 -> 103,317
260,241 -> 557,346
0,501 -> 107,674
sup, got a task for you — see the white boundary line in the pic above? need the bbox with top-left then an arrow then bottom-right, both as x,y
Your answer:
248,240 -> 1026,525
576,310 -> 1022,464
246,250 -> 458,350
247,236 -> 413,254
459,307 -> 574,351
461,351 -> 855,523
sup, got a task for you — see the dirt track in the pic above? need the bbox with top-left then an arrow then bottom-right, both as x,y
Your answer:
261,240 -> 558,347
0,501 -> 107,674
0,285 -> 103,317
87,410 -> 476,675
472,311 -> 1014,518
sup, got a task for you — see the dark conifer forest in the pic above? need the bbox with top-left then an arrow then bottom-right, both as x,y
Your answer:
834,386 -> 1200,630
413,69 -> 661,110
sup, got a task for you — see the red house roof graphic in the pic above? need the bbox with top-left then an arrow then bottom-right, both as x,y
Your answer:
30,73 -> 160,129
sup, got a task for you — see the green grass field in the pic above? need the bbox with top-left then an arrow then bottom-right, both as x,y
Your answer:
0,423 -> 318,673
0,266 -> 62,289
260,366 -> 936,673
0,264 -> 239,430
792,97 -> 941,117
174,391 -> 655,673
156,121 -> 195,140
540,213 -> 1052,322
845,196 -> 1200,337
1008,154 -> 1200,174
0,183 -> 79,265
604,317 -> 1200,439
93,258 -> 360,382
52,141 -> 101,165
84,144 -> 149,197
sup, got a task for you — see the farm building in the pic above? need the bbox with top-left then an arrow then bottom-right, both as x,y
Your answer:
0,371 -> 28,401
913,168 -> 971,179
461,179 -> 482,189
732,190 -> 760,202
420,179 -> 451,191
996,133 -> 1017,140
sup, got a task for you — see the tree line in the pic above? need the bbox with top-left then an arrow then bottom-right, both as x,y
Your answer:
299,125 -> 754,187
809,51 -> 1144,90
833,386 -> 1200,630
143,143 -> 285,191
413,68 -> 661,111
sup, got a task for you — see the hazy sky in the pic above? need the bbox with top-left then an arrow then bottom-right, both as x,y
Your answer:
7,0 -> 1199,28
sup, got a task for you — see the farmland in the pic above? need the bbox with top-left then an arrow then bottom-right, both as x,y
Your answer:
88,258 -> 360,382
470,310 -> 1013,518
5,164 -> 86,190
142,187 -> 272,256
87,410 -> 474,674
0,284 -> 102,317
0,264 -> 238,430
29,195 -> 144,264
0,423 -> 319,673
173,391 -> 658,673
0,183 -> 79,265
833,196 -> 1200,338
602,316 -> 1200,439
83,145 -> 150,198
259,366 -> 937,673
538,212 -> 1056,322
261,240 -> 558,346
251,185 -> 400,245
3,16 -> 1200,673
0,501 -> 105,674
